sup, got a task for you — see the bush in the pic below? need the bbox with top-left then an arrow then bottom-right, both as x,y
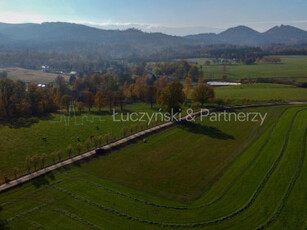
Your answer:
85,140 -> 92,150
122,126 -> 128,137
76,143 -> 83,154
105,134 -> 111,144
57,150 -> 63,161
66,145 -> 73,158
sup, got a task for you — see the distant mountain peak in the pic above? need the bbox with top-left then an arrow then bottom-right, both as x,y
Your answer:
219,25 -> 260,35
0,22 -> 307,53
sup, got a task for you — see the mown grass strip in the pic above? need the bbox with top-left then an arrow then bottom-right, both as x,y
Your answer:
48,206 -> 104,230
51,109 -> 305,228
0,178 -> 65,207
206,108 -> 288,206
256,126 -> 307,230
20,216 -> 47,230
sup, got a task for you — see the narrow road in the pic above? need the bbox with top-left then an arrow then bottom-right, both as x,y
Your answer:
0,101 -> 305,193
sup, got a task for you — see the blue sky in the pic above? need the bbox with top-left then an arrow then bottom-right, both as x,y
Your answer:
0,0 -> 306,35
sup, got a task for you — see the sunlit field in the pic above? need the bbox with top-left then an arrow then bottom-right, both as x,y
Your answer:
1,105 -> 306,229
186,55 -> 307,82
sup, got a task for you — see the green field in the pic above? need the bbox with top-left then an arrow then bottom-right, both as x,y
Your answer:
1,105 -> 306,229
215,83 -> 307,102
186,55 -> 307,82
0,103 -> 158,183
0,68 -> 69,83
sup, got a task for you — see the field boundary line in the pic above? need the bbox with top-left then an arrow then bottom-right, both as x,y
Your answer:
256,125 -> 307,229
49,109 -> 307,228
0,102 -> 305,193
48,206 -> 104,230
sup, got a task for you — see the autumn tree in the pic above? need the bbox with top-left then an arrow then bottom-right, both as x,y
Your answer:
183,77 -> 192,97
106,90 -> 114,112
41,153 -> 47,167
95,91 -> 105,112
31,155 -> 40,171
134,77 -> 147,101
61,94 -> 73,112
116,87 -> 125,111
85,91 -> 95,112
192,82 -> 215,107
67,145 -> 73,158
188,65 -> 200,81
132,65 -> 145,76
146,85 -> 157,108
27,83 -> 43,114
13,167 -> 19,178
153,76 -> 168,89
158,82 -> 186,113
55,75 -> 66,94
75,101 -> 84,114
0,78 -> 16,118
85,140 -> 91,150
175,60 -> 191,79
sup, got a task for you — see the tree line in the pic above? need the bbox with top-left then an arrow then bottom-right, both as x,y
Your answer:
0,70 -> 215,120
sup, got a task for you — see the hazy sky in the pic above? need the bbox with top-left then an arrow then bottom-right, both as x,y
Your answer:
0,0 -> 306,35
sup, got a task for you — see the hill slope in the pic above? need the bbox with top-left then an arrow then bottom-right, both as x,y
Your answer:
0,22 -> 306,55
185,25 -> 307,45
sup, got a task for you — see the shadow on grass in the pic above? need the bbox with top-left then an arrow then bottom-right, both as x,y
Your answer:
2,113 -> 55,129
178,121 -> 235,140
31,171 -> 55,189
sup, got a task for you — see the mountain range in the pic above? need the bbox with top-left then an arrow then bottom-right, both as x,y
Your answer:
0,22 -> 306,55
185,25 -> 307,45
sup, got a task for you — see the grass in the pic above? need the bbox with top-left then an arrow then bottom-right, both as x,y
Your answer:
185,55 -> 307,82
0,67 -> 69,83
214,83 -> 307,102
0,103 -> 158,183
1,105 -> 306,229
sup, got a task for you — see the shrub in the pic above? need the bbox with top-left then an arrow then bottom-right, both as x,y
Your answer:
26,156 -> 32,172
13,167 -> 19,178
105,134 -> 111,144
129,125 -> 134,134
57,150 -> 63,161
85,140 -> 92,150
97,136 -> 103,146
33,155 -> 41,170
76,143 -> 83,154
41,153 -> 47,167
66,145 -> 73,158
51,152 -> 57,163
93,137 -> 99,147
225,97 -> 231,104
122,126 -> 128,137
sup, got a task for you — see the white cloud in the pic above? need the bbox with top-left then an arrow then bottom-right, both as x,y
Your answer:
0,11 -> 47,23
70,20 -> 222,35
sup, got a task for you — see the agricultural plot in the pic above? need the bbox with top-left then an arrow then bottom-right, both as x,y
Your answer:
0,103 -> 157,183
1,105 -> 306,229
0,67 -> 69,83
186,55 -> 307,82
215,83 -> 307,102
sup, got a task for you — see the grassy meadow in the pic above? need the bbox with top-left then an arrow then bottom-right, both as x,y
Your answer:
186,55 -> 307,82
0,68 -> 69,83
1,105 -> 306,229
0,103 -> 158,183
214,83 -> 307,102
